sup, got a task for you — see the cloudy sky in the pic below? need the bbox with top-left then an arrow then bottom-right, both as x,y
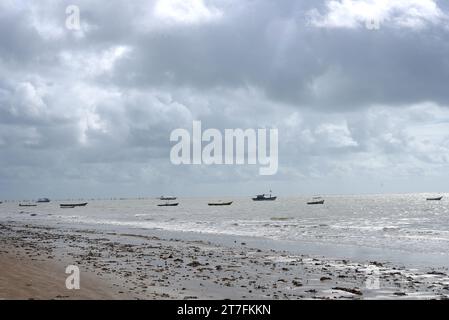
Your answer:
1,0 -> 449,199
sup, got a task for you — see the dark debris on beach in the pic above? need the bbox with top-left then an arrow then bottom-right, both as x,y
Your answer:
1,222 -> 449,300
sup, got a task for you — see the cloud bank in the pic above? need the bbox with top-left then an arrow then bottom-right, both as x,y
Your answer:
1,0 -> 449,198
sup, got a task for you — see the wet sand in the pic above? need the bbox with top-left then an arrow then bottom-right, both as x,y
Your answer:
0,250 -> 125,300
1,221 -> 449,300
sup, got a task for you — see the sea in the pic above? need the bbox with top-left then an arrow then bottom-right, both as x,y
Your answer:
2,193 -> 449,269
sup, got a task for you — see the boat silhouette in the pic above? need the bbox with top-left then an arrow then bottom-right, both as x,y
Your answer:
157,202 -> 179,207
426,196 -> 443,201
252,189 -> 277,201
208,201 -> 233,206
159,196 -> 177,201
60,202 -> 88,208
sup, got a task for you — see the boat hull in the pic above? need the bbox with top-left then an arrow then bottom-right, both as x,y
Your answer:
158,203 -> 179,207
307,200 -> 325,205
252,197 -> 277,201
159,197 -> 177,201
426,196 -> 443,201
208,202 -> 233,206
60,203 -> 88,208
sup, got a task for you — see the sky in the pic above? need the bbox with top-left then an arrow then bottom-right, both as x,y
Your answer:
1,0 -> 449,199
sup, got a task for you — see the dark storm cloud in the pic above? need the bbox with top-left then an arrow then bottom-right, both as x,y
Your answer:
104,0 -> 449,110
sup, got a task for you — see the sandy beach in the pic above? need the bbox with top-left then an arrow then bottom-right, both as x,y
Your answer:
1,221 -> 449,300
0,250 -> 124,300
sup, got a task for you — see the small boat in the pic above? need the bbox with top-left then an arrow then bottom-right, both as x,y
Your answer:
208,201 -> 233,206
307,198 -> 325,205
426,196 -> 443,201
252,190 -> 277,201
61,205 -> 76,209
157,202 -> 179,207
37,198 -> 50,203
0,201 -> 2,204
252,194 -> 277,201
159,196 -> 177,201
60,202 -> 88,208
19,204 -> 37,207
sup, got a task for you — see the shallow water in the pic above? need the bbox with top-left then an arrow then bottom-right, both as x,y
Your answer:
2,193 -> 449,267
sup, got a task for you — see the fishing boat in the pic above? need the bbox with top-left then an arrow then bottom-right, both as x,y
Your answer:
19,204 -> 37,207
307,199 -> 324,205
60,202 -> 88,208
426,196 -> 443,201
159,196 -> 177,201
157,202 -> 179,207
37,198 -> 50,203
60,205 -> 76,209
208,201 -> 233,206
307,197 -> 325,205
252,194 -> 277,201
252,190 -> 277,201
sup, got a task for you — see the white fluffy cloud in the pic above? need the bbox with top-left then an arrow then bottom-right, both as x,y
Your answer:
154,0 -> 223,25
308,0 -> 448,29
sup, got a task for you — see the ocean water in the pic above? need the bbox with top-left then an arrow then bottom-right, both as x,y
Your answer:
2,193 -> 449,267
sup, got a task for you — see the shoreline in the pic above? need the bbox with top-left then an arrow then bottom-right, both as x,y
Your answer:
115,225 -> 449,270
1,221 -> 449,300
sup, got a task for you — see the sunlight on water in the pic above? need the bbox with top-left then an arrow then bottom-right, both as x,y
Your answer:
2,193 -> 449,260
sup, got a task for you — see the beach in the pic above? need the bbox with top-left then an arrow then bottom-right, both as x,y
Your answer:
0,246 -> 122,300
1,213 -> 449,300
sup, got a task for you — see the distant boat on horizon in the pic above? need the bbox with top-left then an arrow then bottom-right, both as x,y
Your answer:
307,199 -> 325,205
426,196 -> 443,201
307,197 -> 325,205
159,196 -> 177,201
208,201 -> 233,206
37,198 -> 50,203
19,204 -> 37,207
252,190 -> 277,201
157,202 -> 179,207
60,202 -> 88,208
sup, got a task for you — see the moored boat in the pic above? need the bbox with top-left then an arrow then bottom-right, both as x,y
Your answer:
426,196 -> 443,201
60,202 -> 88,208
208,201 -> 233,206
307,199 -> 324,205
157,202 -> 179,207
37,198 -> 50,203
19,204 -> 37,207
252,190 -> 277,201
159,196 -> 177,201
